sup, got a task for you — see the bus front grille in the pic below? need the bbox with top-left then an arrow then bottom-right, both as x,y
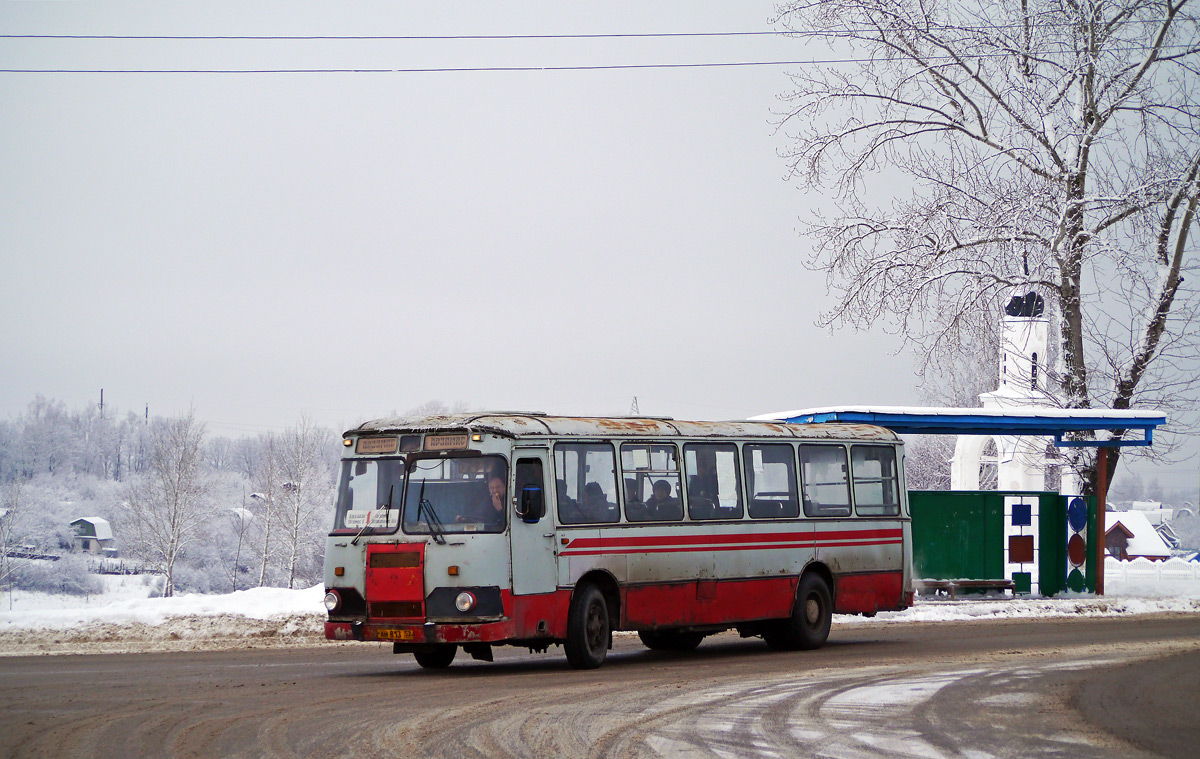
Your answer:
370,601 -> 423,619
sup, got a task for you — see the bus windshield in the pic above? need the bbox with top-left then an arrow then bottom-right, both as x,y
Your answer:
403,455 -> 509,535
332,458 -> 405,533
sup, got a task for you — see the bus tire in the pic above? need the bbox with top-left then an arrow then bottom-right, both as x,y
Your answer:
565,584 -> 610,669
413,644 -> 457,669
638,630 -> 704,652
764,574 -> 831,651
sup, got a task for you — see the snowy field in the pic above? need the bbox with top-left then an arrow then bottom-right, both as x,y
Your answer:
2,560 -> 1198,657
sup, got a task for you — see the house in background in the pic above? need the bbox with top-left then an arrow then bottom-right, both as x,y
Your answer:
1105,511 -> 1171,561
70,517 -> 117,557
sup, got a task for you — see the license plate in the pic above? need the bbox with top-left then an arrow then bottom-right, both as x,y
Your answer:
375,628 -> 416,641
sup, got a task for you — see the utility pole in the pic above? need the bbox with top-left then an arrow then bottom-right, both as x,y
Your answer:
98,388 -> 104,418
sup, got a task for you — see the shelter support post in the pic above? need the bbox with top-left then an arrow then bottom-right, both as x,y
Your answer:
1096,448 -> 1107,596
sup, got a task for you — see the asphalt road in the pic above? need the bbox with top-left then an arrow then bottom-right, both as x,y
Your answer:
2,614 -> 1198,759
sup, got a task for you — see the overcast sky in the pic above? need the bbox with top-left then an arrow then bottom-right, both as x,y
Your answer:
1,2 -> 1193,494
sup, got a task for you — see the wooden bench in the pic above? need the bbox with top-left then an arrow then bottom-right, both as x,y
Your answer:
914,579 -> 1016,599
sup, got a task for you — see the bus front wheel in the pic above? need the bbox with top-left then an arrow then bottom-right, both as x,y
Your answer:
413,644 -> 457,669
764,574 -> 832,651
565,584 -> 610,669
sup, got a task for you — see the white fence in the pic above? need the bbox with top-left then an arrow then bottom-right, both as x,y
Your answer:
1105,556 -> 1200,597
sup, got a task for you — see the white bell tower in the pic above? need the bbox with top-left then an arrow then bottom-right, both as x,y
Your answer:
951,291 -> 1053,491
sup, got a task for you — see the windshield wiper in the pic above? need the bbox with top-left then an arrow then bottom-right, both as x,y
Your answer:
352,482 -> 399,546
416,480 -> 446,544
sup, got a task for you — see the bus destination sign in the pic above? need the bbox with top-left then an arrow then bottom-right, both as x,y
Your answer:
356,436 -> 399,454
425,433 -> 469,450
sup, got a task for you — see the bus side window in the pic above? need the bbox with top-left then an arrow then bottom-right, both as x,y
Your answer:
555,443 -> 620,524
683,443 -> 743,520
744,444 -> 799,519
621,443 -> 682,522
850,445 -> 900,516
514,458 -> 545,521
799,445 -> 851,517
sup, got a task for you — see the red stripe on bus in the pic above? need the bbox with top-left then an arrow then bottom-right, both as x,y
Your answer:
559,538 -> 903,557
562,528 -> 902,550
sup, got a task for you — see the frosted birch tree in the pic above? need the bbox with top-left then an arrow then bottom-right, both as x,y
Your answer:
0,481 -> 28,607
122,413 -> 212,597
776,0 -> 1200,491
275,420 -> 335,589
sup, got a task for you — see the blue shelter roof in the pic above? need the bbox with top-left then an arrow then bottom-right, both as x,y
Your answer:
750,406 -> 1166,448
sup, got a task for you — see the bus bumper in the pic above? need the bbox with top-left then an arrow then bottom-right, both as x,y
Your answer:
325,619 -> 518,644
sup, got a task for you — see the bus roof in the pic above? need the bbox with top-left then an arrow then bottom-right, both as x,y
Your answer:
348,413 -> 900,442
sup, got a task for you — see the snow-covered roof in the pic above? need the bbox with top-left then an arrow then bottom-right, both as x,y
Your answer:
70,517 -> 113,541
1107,511 -> 1171,558
349,413 -> 899,442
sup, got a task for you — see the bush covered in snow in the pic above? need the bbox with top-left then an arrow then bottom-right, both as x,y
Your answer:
14,556 -> 104,596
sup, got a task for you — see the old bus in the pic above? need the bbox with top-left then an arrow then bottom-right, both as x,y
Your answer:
323,413 -> 912,669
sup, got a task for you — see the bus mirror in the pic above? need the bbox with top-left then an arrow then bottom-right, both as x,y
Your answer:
519,485 -> 545,522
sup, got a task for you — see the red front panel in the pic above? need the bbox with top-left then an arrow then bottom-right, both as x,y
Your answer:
365,543 -> 424,619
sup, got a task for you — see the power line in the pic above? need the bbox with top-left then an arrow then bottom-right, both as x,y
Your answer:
2,44 -> 1191,75
3,31 -> 789,41
0,19 -> 1185,41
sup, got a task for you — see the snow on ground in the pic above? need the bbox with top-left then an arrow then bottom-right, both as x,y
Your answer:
0,583 -> 328,657
2,570 -> 1198,657
1,583 -> 325,629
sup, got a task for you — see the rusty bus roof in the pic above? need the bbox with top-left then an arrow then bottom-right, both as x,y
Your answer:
348,413 -> 899,442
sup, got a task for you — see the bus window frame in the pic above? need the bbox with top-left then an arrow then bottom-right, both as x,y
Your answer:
553,440 -> 622,527
743,442 -> 801,520
400,451 -> 510,536
798,443 -> 853,518
329,455 -> 408,536
619,441 -> 684,523
682,442 -> 745,521
849,443 -> 902,518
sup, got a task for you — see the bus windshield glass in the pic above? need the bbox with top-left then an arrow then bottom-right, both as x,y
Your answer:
332,457 -> 405,533
403,455 -> 509,535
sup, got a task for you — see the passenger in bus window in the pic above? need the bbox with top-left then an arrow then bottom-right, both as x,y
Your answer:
645,479 -> 681,520
580,481 -> 617,522
624,478 -> 647,521
556,480 -> 585,523
460,475 -> 506,528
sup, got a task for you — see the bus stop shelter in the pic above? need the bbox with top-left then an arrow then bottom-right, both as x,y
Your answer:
751,406 -> 1168,595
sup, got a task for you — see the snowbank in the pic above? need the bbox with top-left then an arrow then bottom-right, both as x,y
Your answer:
0,584 -> 324,631
835,595 -> 1200,626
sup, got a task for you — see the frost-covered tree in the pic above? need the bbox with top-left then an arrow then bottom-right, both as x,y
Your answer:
776,0 -> 1200,493
0,480 -> 28,606
248,435 -> 282,587
122,412 -> 213,597
274,420 -> 335,589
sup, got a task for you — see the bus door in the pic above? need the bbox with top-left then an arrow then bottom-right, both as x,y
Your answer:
510,448 -> 557,596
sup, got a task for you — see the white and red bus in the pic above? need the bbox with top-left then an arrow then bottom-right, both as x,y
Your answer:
323,413 -> 912,669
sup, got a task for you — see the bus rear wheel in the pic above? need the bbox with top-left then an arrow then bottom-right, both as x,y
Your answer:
764,574 -> 832,651
565,584 -> 610,669
638,629 -> 704,652
413,644 -> 457,669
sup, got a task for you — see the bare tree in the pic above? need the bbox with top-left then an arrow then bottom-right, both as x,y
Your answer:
0,480 -> 28,609
776,0 -> 1200,492
122,413 -> 212,597
249,435 -> 281,588
274,420 -> 335,589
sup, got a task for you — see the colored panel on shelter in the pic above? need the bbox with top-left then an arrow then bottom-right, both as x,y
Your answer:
1009,535 -> 1035,564
1012,503 -> 1032,527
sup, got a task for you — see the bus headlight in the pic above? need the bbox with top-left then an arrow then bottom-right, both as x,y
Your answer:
454,591 -> 476,613
323,590 -> 342,613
